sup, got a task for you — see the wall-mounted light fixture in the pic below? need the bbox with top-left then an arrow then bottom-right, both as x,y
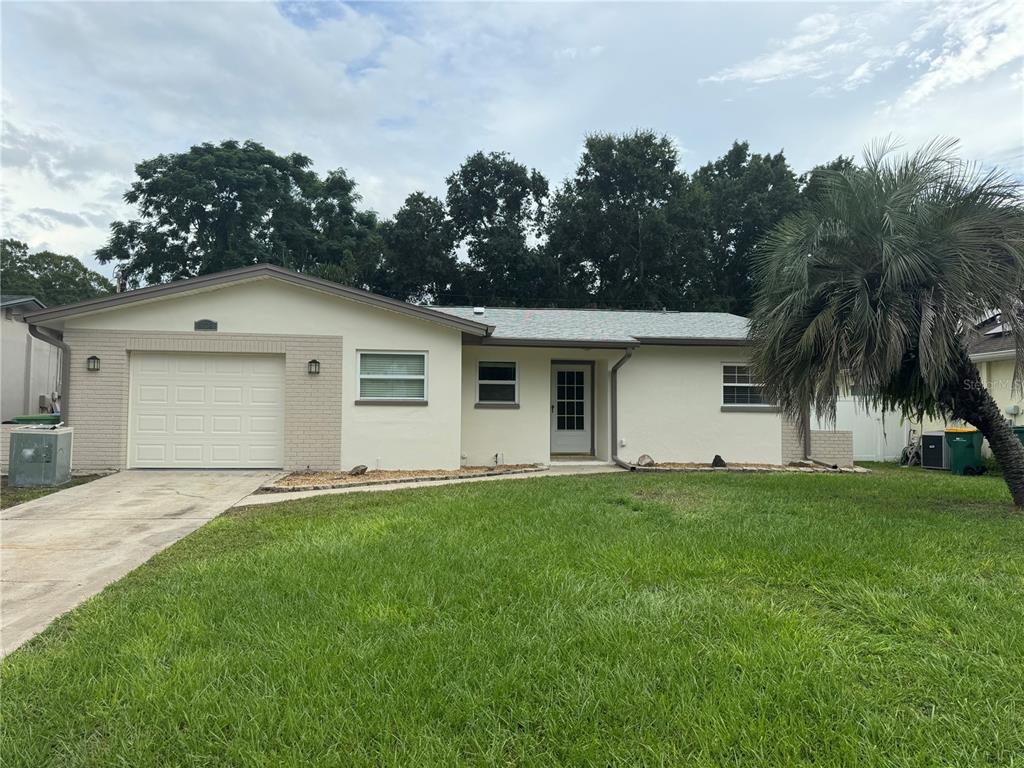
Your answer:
86,355 -> 101,372
307,359 -> 321,375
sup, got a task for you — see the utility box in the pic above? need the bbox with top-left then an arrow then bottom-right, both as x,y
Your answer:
921,431 -> 949,470
8,428 -> 73,487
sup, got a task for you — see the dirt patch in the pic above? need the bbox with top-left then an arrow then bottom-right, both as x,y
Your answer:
258,464 -> 544,493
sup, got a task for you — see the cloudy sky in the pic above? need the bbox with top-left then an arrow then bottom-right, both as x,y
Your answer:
2,0 -> 1022,277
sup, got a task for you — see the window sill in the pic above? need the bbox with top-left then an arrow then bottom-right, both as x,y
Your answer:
720,405 -> 780,413
475,402 -> 520,409
355,399 -> 428,406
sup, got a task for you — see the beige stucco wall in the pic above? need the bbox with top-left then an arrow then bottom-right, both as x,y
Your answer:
60,277 -> 465,470
460,346 -> 621,466
616,346 -> 784,465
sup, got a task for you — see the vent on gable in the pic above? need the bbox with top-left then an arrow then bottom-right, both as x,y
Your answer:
194,319 -> 218,331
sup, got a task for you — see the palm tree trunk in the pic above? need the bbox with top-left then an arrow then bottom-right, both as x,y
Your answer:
946,354 -> 1024,507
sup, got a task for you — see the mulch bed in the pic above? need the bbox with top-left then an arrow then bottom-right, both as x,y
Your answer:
257,464 -> 545,493
633,462 -> 868,474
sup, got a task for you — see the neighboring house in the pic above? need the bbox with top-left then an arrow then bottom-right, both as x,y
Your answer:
914,313 -> 1021,452
1,295 -> 62,422
966,315 -> 1021,433
19,264 -> 851,472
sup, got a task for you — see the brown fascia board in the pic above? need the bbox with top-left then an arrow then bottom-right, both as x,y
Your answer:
23,264 -> 493,336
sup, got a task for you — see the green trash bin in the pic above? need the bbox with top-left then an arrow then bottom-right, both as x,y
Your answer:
1014,425 -> 1024,448
10,414 -> 61,425
944,428 -> 983,476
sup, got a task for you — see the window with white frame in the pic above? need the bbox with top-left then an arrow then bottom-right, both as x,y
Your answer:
358,352 -> 427,400
477,361 -> 517,403
722,364 -> 767,406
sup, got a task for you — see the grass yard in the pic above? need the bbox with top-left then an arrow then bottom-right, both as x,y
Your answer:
2,466 -> 1022,766
0,475 -> 101,509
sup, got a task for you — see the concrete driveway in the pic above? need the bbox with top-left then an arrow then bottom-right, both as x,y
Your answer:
1,470 -> 275,656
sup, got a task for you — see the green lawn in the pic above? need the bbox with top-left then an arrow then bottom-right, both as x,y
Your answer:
2,466 -> 1022,766
0,475 -> 101,509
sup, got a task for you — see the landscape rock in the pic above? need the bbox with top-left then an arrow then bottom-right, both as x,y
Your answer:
711,454 -> 727,468
348,464 -> 368,476
636,454 -> 655,467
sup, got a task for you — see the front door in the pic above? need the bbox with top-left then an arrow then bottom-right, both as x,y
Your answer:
551,364 -> 592,455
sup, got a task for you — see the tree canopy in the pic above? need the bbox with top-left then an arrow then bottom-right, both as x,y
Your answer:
1,239 -> 113,307
62,133 -> 858,311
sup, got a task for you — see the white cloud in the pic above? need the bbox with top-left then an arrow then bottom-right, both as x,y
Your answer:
898,0 -> 1024,107
1,0 -> 1021,278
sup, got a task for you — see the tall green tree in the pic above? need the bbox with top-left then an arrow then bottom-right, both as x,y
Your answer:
692,142 -> 802,314
446,151 -> 550,304
377,193 -> 460,303
95,140 -> 376,287
1,239 -> 113,306
748,139 -> 1024,506
547,131 -> 704,309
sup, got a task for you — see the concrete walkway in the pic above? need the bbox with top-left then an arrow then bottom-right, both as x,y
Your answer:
236,463 -> 626,507
1,470 -> 275,657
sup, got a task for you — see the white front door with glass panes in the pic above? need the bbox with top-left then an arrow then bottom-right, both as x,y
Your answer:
550,364 -> 591,454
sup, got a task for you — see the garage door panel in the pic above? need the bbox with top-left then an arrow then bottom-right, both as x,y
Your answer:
249,416 -> 279,434
174,415 -> 205,433
135,444 -> 166,462
129,353 -> 285,469
174,386 -> 205,404
139,356 -> 170,374
136,415 -> 167,433
137,385 -> 168,404
248,445 -> 280,463
175,357 -> 206,375
212,415 -> 242,433
250,386 -> 280,405
212,386 -> 243,405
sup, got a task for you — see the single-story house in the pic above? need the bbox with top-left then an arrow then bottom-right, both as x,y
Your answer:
17,264 -> 851,472
1,295 -> 62,422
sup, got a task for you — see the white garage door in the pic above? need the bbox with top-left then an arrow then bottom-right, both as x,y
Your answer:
128,352 -> 285,468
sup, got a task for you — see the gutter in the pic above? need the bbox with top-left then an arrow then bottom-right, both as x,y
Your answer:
610,347 -> 636,470
28,325 -> 70,425
969,350 -> 1016,363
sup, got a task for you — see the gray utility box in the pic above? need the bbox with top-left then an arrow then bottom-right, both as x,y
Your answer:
8,427 -> 73,487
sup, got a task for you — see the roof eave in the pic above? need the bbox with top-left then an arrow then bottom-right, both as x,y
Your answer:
476,336 -> 639,349
634,336 -> 749,346
22,264 -> 491,336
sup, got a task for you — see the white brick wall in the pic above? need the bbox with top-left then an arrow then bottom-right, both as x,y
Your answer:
809,430 -> 854,468
0,424 -> 12,474
63,330 -> 343,472
780,418 -> 854,467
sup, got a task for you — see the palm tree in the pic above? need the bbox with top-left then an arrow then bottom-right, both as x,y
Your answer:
749,139 -> 1024,506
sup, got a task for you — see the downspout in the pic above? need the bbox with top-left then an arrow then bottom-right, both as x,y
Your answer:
610,347 -> 635,470
28,325 -> 70,425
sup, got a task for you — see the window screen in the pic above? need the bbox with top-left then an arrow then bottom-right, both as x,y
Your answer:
359,352 -> 426,399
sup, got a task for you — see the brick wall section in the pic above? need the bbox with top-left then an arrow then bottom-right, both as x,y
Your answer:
781,418 -> 804,464
62,330 -> 343,472
0,425 -> 12,474
780,418 -> 855,467
809,430 -> 854,467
